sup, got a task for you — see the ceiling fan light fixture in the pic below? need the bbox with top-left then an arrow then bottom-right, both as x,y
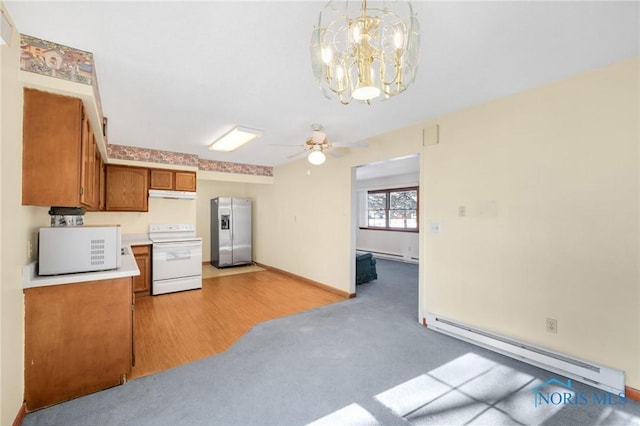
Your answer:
308,150 -> 326,165
209,126 -> 262,152
310,0 -> 420,105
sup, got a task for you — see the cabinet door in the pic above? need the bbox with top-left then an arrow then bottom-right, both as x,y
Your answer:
106,165 -> 149,211
150,169 -> 174,190
132,245 -> 151,295
22,88 -> 83,206
24,278 -> 133,410
97,151 -> 106,211
92,138 -> 102,210
80,119 -> 97,210
175,171 -> 197,191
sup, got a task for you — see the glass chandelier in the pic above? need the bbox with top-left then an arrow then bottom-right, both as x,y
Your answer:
310,0 -> 420,105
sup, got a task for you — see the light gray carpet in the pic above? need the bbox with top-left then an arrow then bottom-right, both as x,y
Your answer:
23,259 -> 640,425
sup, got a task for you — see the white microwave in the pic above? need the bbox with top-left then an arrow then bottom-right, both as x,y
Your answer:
38,226 -> 121,276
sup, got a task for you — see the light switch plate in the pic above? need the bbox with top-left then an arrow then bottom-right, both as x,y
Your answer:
429,221 -> 441,235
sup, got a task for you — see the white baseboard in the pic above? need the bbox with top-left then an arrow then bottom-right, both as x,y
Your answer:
356,249 -> 418,264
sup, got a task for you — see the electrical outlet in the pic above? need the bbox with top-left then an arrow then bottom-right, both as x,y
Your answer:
546,318 -> 558,334
458,206 -> 466,217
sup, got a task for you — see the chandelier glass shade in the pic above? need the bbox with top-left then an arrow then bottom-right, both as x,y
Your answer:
310,0 -> 420,105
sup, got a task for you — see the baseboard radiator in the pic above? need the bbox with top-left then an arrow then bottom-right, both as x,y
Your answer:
356,249 -> 418,264
425,313 -> 625,395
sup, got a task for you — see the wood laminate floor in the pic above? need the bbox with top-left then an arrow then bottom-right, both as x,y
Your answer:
131,269 -> 345,379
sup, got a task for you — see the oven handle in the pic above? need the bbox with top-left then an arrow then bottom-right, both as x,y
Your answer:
167,253 -> 191,261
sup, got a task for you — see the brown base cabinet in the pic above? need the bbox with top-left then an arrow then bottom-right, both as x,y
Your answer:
132,245 -> 151,296
24,278 -> 134,411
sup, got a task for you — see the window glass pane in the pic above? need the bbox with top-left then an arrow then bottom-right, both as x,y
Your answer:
389,210 -> 418,229
367,193 -> 387,227
390,190 -> 417,210
367,193 -> 387,210
405,210 -> 418,229
389,210 -> 404,228
368,209 -> 386,227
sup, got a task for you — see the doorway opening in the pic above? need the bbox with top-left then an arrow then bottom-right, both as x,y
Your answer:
351,154 -> 421,320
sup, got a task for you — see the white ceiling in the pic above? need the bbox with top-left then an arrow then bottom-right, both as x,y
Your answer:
5,1 -> 639,168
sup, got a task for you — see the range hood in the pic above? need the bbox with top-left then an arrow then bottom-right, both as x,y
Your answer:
148,189 -> 197,200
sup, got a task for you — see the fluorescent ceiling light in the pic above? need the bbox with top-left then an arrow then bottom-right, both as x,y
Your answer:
209,126 -> 262,152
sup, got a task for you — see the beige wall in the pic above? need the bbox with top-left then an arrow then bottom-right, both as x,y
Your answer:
249,58 -> 640,388
356,229 -> 419,261
420,58 -> 640,387
83,198 -> 197,234
249,126 -> 423,293
1,3 -> 27,423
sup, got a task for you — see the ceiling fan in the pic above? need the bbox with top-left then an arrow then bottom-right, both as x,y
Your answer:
281,124 -> 368,165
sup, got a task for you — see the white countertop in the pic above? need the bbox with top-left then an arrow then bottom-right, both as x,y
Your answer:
23,243 -> 141,289
122,233 -> 152,246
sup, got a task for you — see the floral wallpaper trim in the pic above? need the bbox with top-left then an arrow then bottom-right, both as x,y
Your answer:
107,145 -> 200,167
107,144 -> 273,177
198,159 -> 273,177
20,34 -> 94,86
20,34 -> 106,136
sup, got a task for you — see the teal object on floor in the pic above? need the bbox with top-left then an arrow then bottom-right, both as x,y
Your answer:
356,252 -> 377,284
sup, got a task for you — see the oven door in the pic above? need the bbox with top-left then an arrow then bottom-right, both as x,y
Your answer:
152,240 -> 202,281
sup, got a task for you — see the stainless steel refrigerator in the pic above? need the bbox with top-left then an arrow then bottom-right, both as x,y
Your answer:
210,197 -> 252,268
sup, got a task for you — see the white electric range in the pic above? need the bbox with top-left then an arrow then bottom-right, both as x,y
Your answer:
149,224 -> 202,295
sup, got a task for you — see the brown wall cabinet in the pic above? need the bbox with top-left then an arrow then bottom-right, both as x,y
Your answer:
24,278 -> 133,411
22,88 -> 102,210
106,165 -> 149,212
132,245 -> 151,296
150,169 -> 197,192
175,171 -> 197,191
149,169 -> 173,190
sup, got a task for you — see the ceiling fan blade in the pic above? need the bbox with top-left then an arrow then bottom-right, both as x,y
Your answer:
327,149 -> 344,158
332,141 -> 368,148
287,151 -> 307,159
